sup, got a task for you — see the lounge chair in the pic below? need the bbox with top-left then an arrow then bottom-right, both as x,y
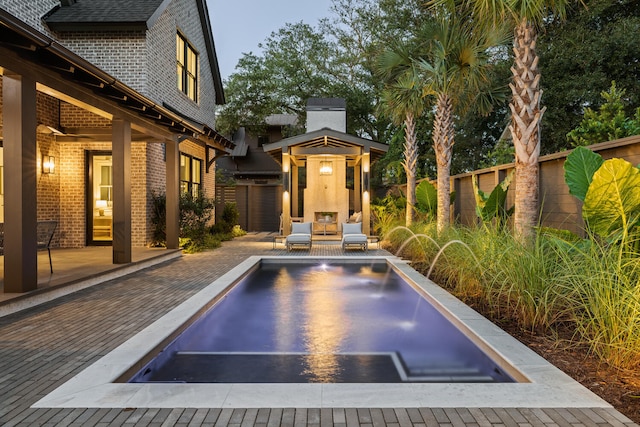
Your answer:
286,222 -> 312,251
341,222 -> 367,251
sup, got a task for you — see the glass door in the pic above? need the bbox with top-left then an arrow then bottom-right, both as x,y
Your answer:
87,151 -> 112,244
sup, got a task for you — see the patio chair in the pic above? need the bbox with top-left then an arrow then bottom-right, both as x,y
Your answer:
286,222 -> 312,251
341,222 -> 368,251
37,221 -> 58,274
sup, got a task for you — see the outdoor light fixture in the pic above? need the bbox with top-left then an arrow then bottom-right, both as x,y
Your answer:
42,155 -> 55,174
283,170 -> 290,193
319,160 -> 333,175
363,170 -> 370,193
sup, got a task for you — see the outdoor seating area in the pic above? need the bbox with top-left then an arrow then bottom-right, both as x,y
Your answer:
0,221 -> 58,274
285,222 -> 313,251
341,222 -> 368,251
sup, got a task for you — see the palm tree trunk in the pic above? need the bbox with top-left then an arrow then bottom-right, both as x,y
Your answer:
510,19 -> 546,241
433,93 -> 454,234
403,112 -> 418,227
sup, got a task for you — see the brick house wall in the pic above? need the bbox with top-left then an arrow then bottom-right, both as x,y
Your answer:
1,0 -> 222,248
36,92 -> 61,229
0,0 -> 60,35
179,140 -> 215,200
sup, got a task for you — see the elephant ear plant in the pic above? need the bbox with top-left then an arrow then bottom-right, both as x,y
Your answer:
415,180 -> 455,221
472,170 -> 515,228
564,146 -> 640,246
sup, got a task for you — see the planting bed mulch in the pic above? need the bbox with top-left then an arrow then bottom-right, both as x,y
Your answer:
481,312 -> 640,423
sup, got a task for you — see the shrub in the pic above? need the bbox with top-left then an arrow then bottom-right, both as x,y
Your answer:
150,191 -> 167,247
149,191 -> 216,251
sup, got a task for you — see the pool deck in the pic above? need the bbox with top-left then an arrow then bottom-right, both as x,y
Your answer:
0,232 -> 637,426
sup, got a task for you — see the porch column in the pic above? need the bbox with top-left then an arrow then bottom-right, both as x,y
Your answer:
282,151 -> 291,235
3,73 -> 38,292
165,139 -> 180,249
362,149 -> 371,235
291,163 -> 299,217
354,162 -> 362,213
112,118 -> 132,264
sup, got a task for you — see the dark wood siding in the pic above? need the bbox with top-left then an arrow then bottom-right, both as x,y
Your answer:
216,184 -> 282,232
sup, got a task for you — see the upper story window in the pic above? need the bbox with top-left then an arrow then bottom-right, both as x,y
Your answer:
176,33 -> 198,102
180,153 -> 202,196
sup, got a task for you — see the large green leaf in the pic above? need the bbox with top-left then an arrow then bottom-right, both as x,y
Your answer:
564,146 -> 604,201
583,158 -> 640,238
416,180 -> 438,215
472,170 -> 514,222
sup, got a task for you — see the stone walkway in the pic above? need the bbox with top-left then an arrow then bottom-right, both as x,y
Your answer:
0,233 -> 636,426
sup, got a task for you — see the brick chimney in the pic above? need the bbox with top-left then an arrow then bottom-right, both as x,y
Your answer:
306,98 -> 346,133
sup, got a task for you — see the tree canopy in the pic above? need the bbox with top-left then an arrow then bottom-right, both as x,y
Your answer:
216,0 -> 640,185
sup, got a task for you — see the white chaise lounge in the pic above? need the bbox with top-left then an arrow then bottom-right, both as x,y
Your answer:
286,222 -> 312,251
341,222 -> 367,251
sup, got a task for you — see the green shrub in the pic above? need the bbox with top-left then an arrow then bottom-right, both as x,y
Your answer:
149,190 -> 216,251
150,191 -> 167,247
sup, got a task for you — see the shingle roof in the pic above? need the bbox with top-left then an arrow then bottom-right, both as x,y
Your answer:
44,0 -> 169,30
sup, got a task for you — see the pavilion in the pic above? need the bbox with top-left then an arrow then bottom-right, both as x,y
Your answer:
263,98 -> 388,236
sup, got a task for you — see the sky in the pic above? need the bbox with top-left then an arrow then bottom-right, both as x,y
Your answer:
207,0 -> 334,81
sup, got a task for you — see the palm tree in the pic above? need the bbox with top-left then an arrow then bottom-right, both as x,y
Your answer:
432,0 -> 578,240
417,15 -> 507,234
376,43 -> 427,227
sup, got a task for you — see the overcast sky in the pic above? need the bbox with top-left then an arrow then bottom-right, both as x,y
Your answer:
207,0 -> 333,81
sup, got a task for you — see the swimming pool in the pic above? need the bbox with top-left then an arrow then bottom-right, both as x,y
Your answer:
128,261 -> 514,383
34,256 -> 610,408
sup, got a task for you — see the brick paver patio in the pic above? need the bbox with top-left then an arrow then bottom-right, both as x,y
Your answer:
0,233 -> 636,426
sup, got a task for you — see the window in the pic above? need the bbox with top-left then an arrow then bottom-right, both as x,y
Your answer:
180,154 -> 202,196
176,33 -> 198,102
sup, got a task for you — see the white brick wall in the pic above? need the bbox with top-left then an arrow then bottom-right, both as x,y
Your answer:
146,0 -> 218,128
2,0 -> 218,129
56,31 -> 148,94
0,0 -> 60,36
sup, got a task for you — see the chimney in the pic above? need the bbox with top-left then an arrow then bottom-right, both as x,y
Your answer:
306,98 -> 346,133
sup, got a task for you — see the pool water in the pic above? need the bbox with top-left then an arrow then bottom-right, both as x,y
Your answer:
129,262 -> 514,383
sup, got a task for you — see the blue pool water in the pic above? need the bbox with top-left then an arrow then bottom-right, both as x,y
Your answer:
129,262 -> 514,383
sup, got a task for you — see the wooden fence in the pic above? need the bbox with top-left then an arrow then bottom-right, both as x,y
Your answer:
410,135 -> 640,235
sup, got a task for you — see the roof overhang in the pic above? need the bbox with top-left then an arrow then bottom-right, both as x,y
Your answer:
0,8 -> 233,151
262,127 -> 388,165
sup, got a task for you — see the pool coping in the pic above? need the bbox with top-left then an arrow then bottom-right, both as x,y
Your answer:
33,256 -> 611,409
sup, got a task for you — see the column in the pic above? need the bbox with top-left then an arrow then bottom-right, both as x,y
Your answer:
362,149 -> 371,235
282,151 -> 291,235
291,163 -> 299,218
112,118 -> 132,264
3,74 -> 38,292
353,163 -> 362,213
165,139 -> 180,249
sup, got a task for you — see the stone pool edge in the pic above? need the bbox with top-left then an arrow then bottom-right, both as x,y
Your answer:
32,256 -> 611,409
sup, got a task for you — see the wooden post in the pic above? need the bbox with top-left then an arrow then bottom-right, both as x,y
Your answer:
165,139 -> 180,249
282,151 -> 291,235
3,73 -> 38,292
362,149 -> 371,235
112,118 -> 132,264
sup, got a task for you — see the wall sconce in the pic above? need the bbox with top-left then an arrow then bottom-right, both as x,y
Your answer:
283,170 -> 290,193
42,155 -> 55,174
363,170 -> 370,193
319,160 -> 333,175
